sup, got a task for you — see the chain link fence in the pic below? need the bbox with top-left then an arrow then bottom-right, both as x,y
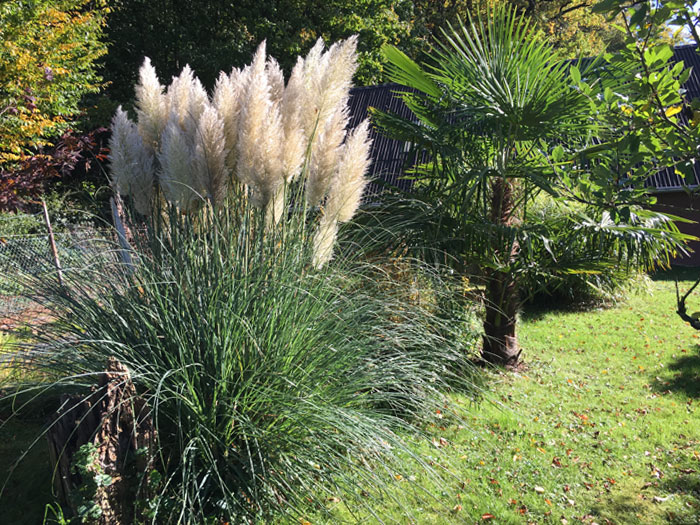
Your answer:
0,213 -> 117,321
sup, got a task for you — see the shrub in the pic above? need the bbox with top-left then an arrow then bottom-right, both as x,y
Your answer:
0,0 -> 107,164
0,127 -> 109,214
519,196 -> 650,306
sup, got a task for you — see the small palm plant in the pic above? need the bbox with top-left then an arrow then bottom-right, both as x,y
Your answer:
373,4 -> 691,366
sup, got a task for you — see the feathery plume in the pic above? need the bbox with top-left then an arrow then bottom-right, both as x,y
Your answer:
158,117 -> 202,211
108,106 -> 136,195
301,37 -> 358,144
237,41 -> 284,208
324,119 -> 372,223
299,38 -> 328,138
109,106 -> 154,215
194,104 -> 229,206
306,107 -> 348,206
213,68 -> 247,174
125,126 -> 155,215
266,186 -> 286,227
280,57 -> 307,182
312,215 -> 338,269
134,58 -> 167,151
266,57 -> 285,105
166,65 -> 209,137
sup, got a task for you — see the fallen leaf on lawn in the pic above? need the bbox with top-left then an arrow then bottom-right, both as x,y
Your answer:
452,504 -> 462,513
481,513 -> 494,520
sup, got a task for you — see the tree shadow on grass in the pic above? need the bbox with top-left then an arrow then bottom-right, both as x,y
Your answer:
649,266 -> 699,283
651,347 -> 700,398
520,298 -> 612,323
0,417 -> 54,524
591,475 -> 700,524
659,471 -> 700,523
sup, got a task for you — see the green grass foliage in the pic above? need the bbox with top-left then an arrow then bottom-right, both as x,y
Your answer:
1,199 -> 480,523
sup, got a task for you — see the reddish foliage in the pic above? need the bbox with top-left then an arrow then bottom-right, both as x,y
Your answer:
0,127 -> 109,212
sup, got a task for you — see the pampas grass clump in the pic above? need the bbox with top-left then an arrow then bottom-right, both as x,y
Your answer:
109,36 -> 371,267
1,39 -> 481,524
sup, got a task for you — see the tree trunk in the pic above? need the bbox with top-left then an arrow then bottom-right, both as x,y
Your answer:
482,269 -> 521,365
46,358 -> 156,523
481,176 -> 521,366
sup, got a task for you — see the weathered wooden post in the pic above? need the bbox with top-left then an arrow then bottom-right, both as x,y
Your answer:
41,199 -> 64,286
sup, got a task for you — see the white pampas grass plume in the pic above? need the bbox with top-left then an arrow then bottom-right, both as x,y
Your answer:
125,130 -> 155,215
213,68 -> 247,174
108,106 -> 136,195
237,41 -> 284,208
266,185 -> 286,227
166,65 -> 209,137
108,106 -> 154,215
306,107 -> 348,206
298,38 -> 328,138
301,36 -> 358,143
280,57 -> 307,182
324,119 -> 372,223
312,215 -> 339,268
158,117 -> 202,211
194,104 -> 229,206
135,57 -> 167,151
266,57 -> 285,105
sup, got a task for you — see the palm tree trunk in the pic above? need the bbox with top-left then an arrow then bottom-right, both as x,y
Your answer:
482,177 -> 521,366
482,270 -> 520,365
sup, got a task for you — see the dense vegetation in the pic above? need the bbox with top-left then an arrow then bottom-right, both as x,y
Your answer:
0,0 -> 698,523
372,5 -> 691,365
0,0 -> 107,164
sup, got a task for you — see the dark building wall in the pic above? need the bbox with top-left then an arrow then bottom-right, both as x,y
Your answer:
651,192 -> 700,266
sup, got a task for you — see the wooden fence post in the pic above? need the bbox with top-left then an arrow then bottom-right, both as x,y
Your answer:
41,199 -> 64,286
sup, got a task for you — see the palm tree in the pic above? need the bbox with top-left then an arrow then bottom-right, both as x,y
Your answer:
373,5 -> 690,366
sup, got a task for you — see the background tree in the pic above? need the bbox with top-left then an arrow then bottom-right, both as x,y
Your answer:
0,0 -> 107,165
409,0 -> 626,58
588,0 -> 700,327
101,0 -> 629,104
101,0 -> 414,101
373,5 -> 691,366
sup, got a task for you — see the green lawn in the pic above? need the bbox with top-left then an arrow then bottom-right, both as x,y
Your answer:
2,272 -> 700,524
341,271 -> 700,524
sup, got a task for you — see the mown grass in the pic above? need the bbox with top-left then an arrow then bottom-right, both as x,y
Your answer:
328,269 -> 699,524
2,271 -> 700,524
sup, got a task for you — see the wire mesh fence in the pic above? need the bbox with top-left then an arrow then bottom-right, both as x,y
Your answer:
0,214 -> 117,322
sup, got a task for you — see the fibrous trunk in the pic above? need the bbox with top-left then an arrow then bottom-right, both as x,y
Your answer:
482,269 -> 520,365
47,358 -> 156,524
481,177 -> 521,366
